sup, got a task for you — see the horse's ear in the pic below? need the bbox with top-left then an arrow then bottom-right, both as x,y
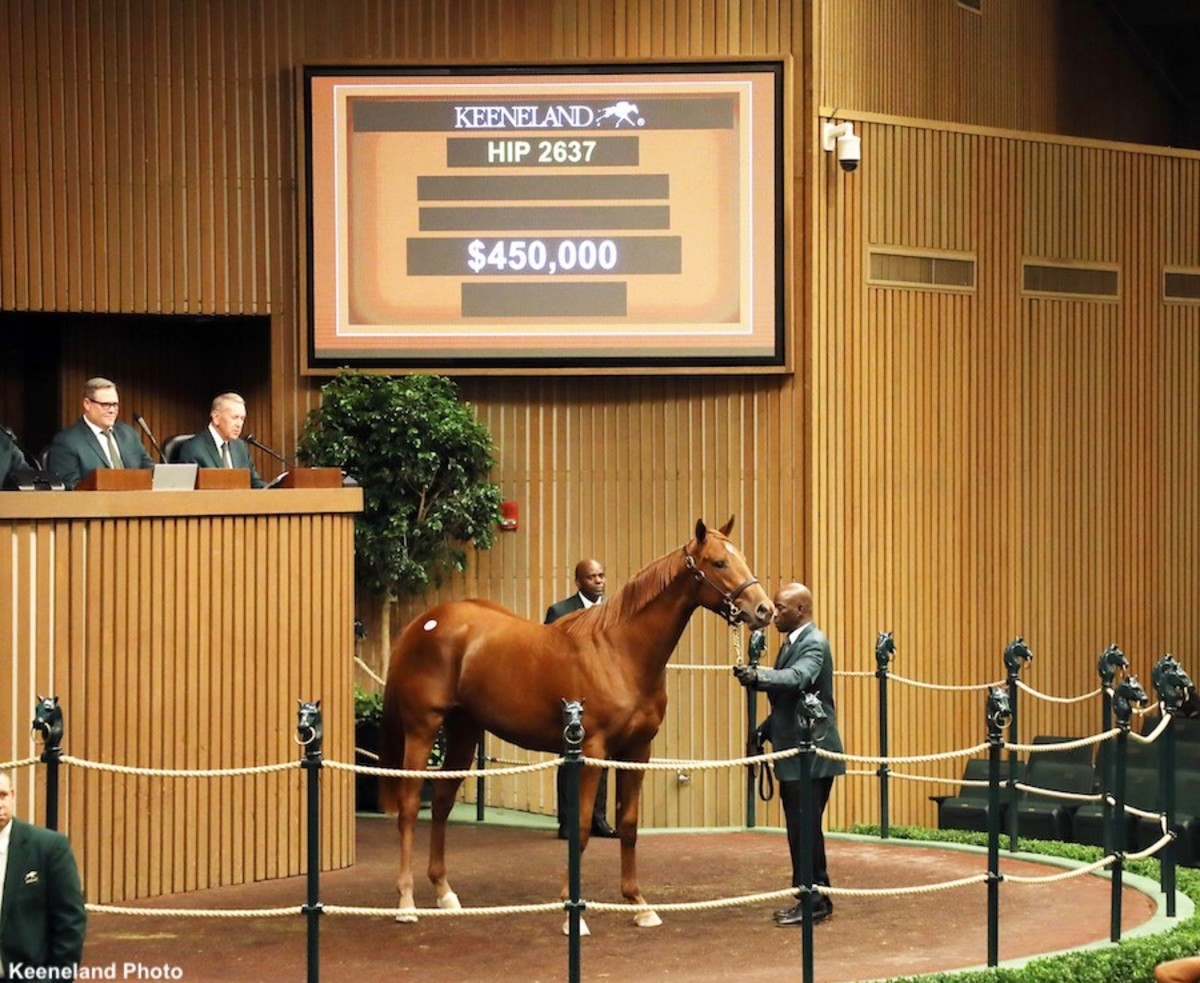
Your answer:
695,518 -> 708,542
719,515 -> 735,536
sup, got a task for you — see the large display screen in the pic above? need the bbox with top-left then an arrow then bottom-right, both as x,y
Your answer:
302,61 -> 788,372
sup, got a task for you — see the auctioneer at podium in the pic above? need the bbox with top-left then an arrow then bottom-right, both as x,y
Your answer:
46,377 -> 155,489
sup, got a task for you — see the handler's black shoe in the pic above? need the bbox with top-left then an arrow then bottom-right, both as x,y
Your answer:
775,899 -> 832,926
591,820 -> 619,838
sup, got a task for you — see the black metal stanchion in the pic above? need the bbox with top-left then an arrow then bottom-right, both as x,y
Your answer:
32,695 -> 64,831
298,701 -> 324,983
1096,645 -> 1127,857
1109,676 -> 1146,942
745,629 -> 765,829
985,686 -> 1011,968
796,694 -> 823,983
562,699 -> 586,983
1003,637 -> 1032,850
1152,655 -> 1192,919
874,632 -> 895,839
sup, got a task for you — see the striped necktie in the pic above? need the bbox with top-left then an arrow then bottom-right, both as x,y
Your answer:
103,428 -> 124,468
220,441 -> 232,468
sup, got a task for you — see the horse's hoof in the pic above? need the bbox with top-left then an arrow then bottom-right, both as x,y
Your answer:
437,892 -> 462,910
561,917 -> 591,937
395,910 -> 419,924
634,910 -> 663,928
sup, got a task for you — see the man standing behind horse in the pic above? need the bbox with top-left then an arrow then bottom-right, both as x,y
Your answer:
733,582 -> 845,926
546,558 -> 619,839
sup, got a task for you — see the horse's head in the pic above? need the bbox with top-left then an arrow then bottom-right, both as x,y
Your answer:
1113,675 -> 1149,724
1096,643 -> 1128,687
1152,654 -> 1194,712
682,517 -> 773,629
296,699 -> 323,752
31,695 -> 63,746
1003,636 -> 1034,675
875,631 -> 896,670
986,686 -> 1013,732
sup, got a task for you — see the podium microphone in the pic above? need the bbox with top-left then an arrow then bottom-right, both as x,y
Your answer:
133,413 -> 167,463
243,434 -> 290,467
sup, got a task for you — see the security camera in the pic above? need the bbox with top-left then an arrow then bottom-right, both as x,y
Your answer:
835,132 -> 860,172
822,121 -> 860,173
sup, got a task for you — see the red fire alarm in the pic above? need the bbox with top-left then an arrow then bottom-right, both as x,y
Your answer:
499,500 -> 519,531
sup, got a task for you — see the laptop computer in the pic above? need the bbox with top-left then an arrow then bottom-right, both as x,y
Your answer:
151,462 -> 199,490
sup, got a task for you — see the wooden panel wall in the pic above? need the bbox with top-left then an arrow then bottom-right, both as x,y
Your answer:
2,0 -> 1198,848
1,494 -> 358,903
815,0 -> 1172,145
812,117 -> 1200,830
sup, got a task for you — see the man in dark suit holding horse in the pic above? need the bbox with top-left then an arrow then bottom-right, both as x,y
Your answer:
176,392 -> 265,488
546,558 -> 618,839
733,582 -> 845,926
0,770 -> 87,976
47,377 -> 155,489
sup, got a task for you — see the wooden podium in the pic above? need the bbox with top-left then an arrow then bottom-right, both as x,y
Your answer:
0,486 -> 362,903
76,467 -> 153,490
196,467 -> 251,489
272,467 -> 343,489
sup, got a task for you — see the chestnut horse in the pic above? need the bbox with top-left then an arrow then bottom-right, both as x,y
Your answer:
380,517 -> 774,928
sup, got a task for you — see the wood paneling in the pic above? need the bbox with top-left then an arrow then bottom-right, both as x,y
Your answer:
2,0 -> 1199,852
0,490 -> 359,903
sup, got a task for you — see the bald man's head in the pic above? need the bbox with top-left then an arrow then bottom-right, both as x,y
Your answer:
574,559 -> 606,603
772,582 -> 813,634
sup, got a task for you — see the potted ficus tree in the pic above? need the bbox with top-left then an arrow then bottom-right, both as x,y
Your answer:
299,371 -> 502,811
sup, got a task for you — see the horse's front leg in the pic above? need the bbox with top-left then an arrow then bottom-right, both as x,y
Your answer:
616,762 -> 662,927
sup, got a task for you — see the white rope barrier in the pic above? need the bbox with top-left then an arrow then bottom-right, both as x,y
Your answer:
1007,730 -> 1119,754
819,743 -> 992,766
1131,714 -> 1172,744
60,754 -> 300,779
1014,679 -> 1102,704
354,655 -> 385,687
822,873 -> 988,898
88,903 -> 300,918
889,675 -> 1004,693
1012,781 -> 1102,804
326,901 -> 565,918
0,755 -> 40,771
325,757 -> 560,780
1003,855 -> 1114,884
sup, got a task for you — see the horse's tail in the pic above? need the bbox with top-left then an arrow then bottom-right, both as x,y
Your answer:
378,677 -> 406,814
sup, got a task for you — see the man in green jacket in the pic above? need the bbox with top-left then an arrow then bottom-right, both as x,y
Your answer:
0,771 -> 87,975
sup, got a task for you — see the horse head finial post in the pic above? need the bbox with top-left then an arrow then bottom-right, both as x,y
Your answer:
32,695 -> 65,831
1096,644 -> 1128,689
747,629 -> 766,669
874,632 -> 895,674
1003,636 -> 1033,679
1112,676 -> 1149,730
32,695 -> 64,756
985,687 -> 1013,740
296,699 -> 324,757
1152,654 -> 1194,715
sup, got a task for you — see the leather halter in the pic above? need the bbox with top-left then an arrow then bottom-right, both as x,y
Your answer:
682,543 -> 759,624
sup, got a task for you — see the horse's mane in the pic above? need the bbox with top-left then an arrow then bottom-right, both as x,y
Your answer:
557,547 -> 684,635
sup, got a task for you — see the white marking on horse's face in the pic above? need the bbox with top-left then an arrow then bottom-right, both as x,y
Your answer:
725,542 -> 740,557
423,619 -> 438,632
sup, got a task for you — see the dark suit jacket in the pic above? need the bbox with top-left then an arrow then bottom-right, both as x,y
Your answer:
755,622 -> 846,782
0,819 -> 87,973
46,418 -> 154,490
0,430 -> 28,489
177,428 -> 265,488
545,593 -> 587,624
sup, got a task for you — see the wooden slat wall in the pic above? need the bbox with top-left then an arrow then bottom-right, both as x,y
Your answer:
3,0 -> 1199,848
812,117 -> 1200,831
1,499 -> 357,903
